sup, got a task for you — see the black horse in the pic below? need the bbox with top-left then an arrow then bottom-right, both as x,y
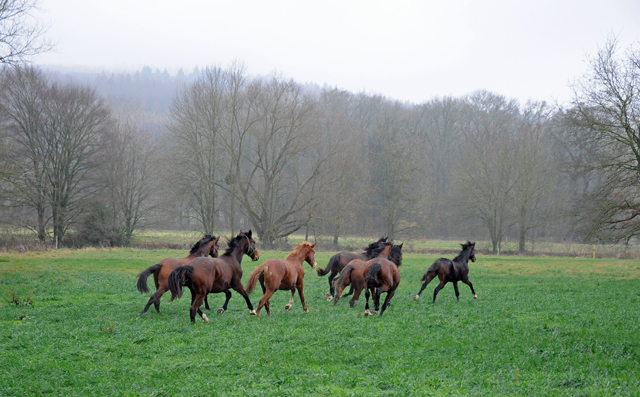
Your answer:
413,241 -> 478,303
316,237 -> 388,300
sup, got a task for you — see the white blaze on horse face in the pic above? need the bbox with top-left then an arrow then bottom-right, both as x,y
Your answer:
312,261 -> 317,269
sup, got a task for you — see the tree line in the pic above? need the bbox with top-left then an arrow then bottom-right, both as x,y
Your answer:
1,40 -> 639,251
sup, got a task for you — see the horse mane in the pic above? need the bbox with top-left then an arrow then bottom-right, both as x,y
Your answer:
189,234 -> 215,255
286,241 -> 314,259
363,236 -> 388,257
222,232 -> 246,256
389,244 -> 403,267
453,241 -> 475,262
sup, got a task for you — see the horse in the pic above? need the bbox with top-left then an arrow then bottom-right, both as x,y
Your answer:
245,242 -> 317,317
333,242 -> 393,307
168,230 -> 259,323
412,241 -> 478,303
136,234 -> 220,315
361,243 -> 403,317
316,237 -> 388,301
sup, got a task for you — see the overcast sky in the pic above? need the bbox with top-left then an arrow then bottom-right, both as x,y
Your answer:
35,0 -> 640,105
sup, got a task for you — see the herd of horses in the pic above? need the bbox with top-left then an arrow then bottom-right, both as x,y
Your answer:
136,231 -> 478,322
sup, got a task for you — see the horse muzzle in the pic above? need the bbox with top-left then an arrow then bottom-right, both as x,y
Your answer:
252,251 -> 260,261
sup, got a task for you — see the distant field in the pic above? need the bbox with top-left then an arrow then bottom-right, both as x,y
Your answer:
1,247 -> 638,396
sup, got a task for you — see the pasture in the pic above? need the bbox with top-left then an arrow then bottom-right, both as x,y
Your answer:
1,248 -> 639,396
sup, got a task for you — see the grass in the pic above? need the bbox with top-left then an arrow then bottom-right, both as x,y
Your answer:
0,248 -> 639,396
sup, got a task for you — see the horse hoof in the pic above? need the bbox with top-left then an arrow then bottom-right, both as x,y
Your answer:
364,310 -> 371,316
304,308 -> 309,313
217,308 -> 225,315
473,294 -> 478,299
202,314 -> 210,323
413,295 -> 420,301
285,304 -> 292,311
326,296 -> 333,302
250,310 -> 257,316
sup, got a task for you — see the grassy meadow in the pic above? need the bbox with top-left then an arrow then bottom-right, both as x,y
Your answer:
0,247 -> 639,396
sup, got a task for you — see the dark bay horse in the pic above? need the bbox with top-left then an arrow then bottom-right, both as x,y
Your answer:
245,242 -> 317,317
333,242 -> 392,307
363,244 -> 403,317
136,234 -> 220,315
413,241 -> 478,303
168,230 -> 259,323
317,237 -> 387,300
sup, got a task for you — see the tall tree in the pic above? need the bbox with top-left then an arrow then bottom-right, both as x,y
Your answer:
568,38 -> 640,242
0,0 -> 52,65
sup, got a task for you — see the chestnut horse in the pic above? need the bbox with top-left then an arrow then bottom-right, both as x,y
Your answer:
245,242 -> 317,317
136,234 -> 220,315
316,237 -> 387,300
413,241 -> 478,303
363,243 -> 403,317
333,242 -> 392,307
168,230 -> 259,322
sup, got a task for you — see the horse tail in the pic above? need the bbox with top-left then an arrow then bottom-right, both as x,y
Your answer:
136,263 -> 162,294
245,264 -> 266,295
168,265 -> 192,300
366,262 -> 382,286
316,254 -> 338,276
421,259 -> 443,282
333,264 -> 354,292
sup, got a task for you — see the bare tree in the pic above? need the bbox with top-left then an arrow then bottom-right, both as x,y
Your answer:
0,0 -> 52,65
0,66 -> 49,240
166,67 -> 228,235
568,38 -> 640,242
236,75 -> 330,248
455,91 -> 520,254
102,107 -> 159,245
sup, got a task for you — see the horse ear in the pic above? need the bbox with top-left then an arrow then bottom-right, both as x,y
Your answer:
398,243 -> 403,249
246,230 -> 252,238
311,242 -> 316,248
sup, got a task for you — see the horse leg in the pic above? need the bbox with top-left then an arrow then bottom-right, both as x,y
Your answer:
349,286 -> 363,308
414,272 -> 436,300
254,288 -> 276,317
327,271 -> 336,300
372,287 -> 382,314
141,288 -> 164,315
462,275 -> 478,299
379,288 -> 396,316
230,279 -> 256,314
204,295 -> 210,311
190,294 -> 208,323
285,289 -> 295,311
342,284 -> 355,297
217,290 -> 232,314
453,282 -> 460,301
364,289 -> 372,316
297,282 -> 309,313
432,280 -> 447,303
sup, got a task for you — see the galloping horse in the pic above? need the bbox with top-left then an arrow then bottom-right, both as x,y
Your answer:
168,230 -> 259,323
136,234 -> 220,315
413,241 -> 478,303
363,244 -> 403,317
245,242 -> 317,317
333,242 -> 392,307
317,237 -> 388,300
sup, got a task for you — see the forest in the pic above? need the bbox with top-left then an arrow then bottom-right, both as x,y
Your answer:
1,40 -> 639,253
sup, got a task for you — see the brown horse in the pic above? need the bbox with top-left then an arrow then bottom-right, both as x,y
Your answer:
413,241 -> 478,303
245,242 -> 317,317
136,234 -> 220,315
363,243 -> 403,317
317,237 -> 387,300
168,230 -> 259,322
333,242 -> 392,307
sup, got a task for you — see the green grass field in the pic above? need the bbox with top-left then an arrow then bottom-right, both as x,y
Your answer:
1,248 -> 639,396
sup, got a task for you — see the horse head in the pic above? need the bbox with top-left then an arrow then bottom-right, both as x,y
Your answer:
242,230 -> 260,261
304,242 -> 317,269
208,236 -> 220,258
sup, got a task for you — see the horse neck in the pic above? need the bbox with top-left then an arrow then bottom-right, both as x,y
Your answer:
454,250 -> 471,267
286,248 -> 308,267
377,245 -> 392,259
224,240 -> 246,264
